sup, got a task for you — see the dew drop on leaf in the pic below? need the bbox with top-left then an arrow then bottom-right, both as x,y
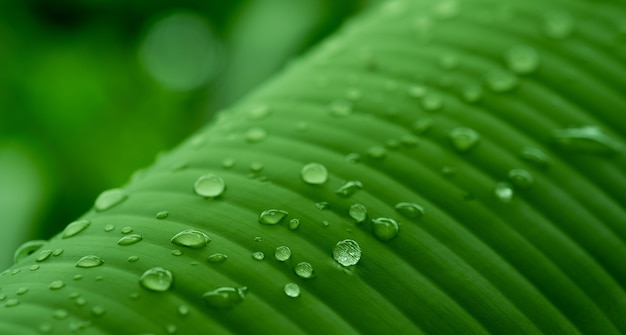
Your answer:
178,305 -> 190,317
301,162 -> 328,185
508,169 -> 534,189
367,146 -> 387,159
552,125 -> 623,154
252,251 -> 265,260
294,262 -> 315,279
128,256 -> 139,262
16,287 -> 28,295
247,105 -> 271,120
333,239 -> 362,267
274,246 -> 292,262
48,280 -> 65,290
139,267 -> 174,292
75,255 -> 104,268
449,127 -> 480,152
121,226 -> 133,234
52,248 -> 64,256
5,299 -> 20,307
505,45 -> 540,74
29,264 -> 40,271
222,158 -> 236,169
104,224 -> 115,232
328,100 -> 353,117
62,220 -> 91,239
520,147 -> 550,168
485,69 -> 518,92
36,249 -> 53,262
249,162 -> 264,173
94,189 -> 128,212
421,94 -> 443,111
348,204 -> 368,223
315,201 -> 330,210
543,11 -> 574,39
118,234 -> 143,246
335,180 -> 363,198
155,211 -> 169,219
13,240 -> 47,264
203,287 -> 247,309
246,127 -> 268,143
412,118 -> 433,134
91,305 -> 106,317
345,152 -> 361,163
288,218 -> 301,230
194,174 -> 226,198
371,217 -> 400,241
395,202 -> 425,219
461,84 -> 483,103
284,283 -> 301,298
171,229 -> 211,249
259,209 -> 288,225
494,182 -> 514,202
207,253 -> 228,263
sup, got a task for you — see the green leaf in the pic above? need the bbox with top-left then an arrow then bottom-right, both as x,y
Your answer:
1,0 -> 625,334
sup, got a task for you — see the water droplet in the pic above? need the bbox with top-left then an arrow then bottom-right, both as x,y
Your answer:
505,45 -> 540,74
155,211 -> 169,219
335,180 -> 363,198
421,94 -> 443,111
14,240 -> 47,264
16,287 -> 29,295
412,118 -> 433,134
333,239 -> 362,266
94,189 -> 128,212
543,12 -> 574,39
284,283 -> 301,298
249,162 -> 264,173
494,182 -> 514,202
254,236 -> 263,242
38,324 -> 52,334
165,324 -> 177,334
395,202 -> 425,219
288,218 -> 301,230
171,249 -> 183,256
485,69 -> 518,92
139,267 -> 174,292
62,219 -> 91,239
128,256 -> 139,262
252,251 -> 265,260
36,249 -> 53,262
73,275 -> 84,281
207,253 -> 228,263
301,163 -> 328,185
345,153 -> 361,163
248,105 -> 271,120
171,229 -> 211,248
449,127 -> 480,152
348,204 -> 368,223
30,264 -> 40,271
178,305 -> 190,316
104,224 -> 115,232
315,201 -> 330,210
118,234 -> 143,246
346,88 -> 362,101
520,147 -> 550,168
91,306 -> 106,317
203,287 -> 247,309
508,169 -> 534,189
371,217 -> 400,241
194,174 -> 226,198
259,209 -> 288,225
294,262 -> 315,279
0,293 -> 5,301
367,146 -> 387,159
53,309 -> 69,320
274,246 -> 292,262
328,100 -> 353,117
461,84 -> 483,103
552,125 -> 623,154
121,226 -> 133,234
49,281 -> 65,290
76,255 -> 104,268
246,127 -> 267,143
407,84 -> 427,98
5,299 -> 20,307
222,158 -> 236,169
52,248 -> 64,256
400,135 -> 419,147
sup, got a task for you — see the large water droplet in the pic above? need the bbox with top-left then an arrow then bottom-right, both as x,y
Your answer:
348,204 -> 368,223
94,189 -> 128,212
552,125 -> 623,154
13,240 -> 47,264
505,45 -> 540,74
207,253 -> 228,263
259,209 -> 288,225
48,280 -> 65,290
246,128 -> 267,143
118,234 -> 143,246
485,69 -> 518,92
274,246 -> 292,262
395,202 -> 425,219
76,255 -> 104,268
194,174 -> 226,198
16,287 -> 29,295
335,180 -> 363,198
203,287 -> 247,309
333,239 -> 362,266
449,127 -> 480,152
284,283 -> 301,298
62,219 -> 91,239
171,229 -> 211,248
139,267 -> 174,292
5,299 -> 20,307
301,163 -> 328,185
371,217 -> 400,241
520,147 -> 550,168
36,249 -> 53,262
294,262 -> 315,279
494,182 -> 514,202
508,169 -> 534,189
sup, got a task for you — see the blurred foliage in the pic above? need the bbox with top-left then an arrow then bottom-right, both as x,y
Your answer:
0,0 -> 367,268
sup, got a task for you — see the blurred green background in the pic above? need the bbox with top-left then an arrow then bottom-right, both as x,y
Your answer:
0,0 -> 370,269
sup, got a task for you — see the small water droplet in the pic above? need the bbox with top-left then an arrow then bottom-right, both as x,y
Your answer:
73,275 -> 84,281
449,127 -> 480,152
118,234 -> 143,246
121,226 -> 133,234
249,162 -> 264,173
76,255 -> 104,268
508,169 -> 534,189
178,305 -> 190,317
395,202 -> 425,219
53,309 -> 69,320
104,224 -> 115,232
333,239 -> 362,266
407,84 -> 427,98
38,324 -> 53,334
203,287 -> 247,309
52,248 -> 64,256
49,280 -> 65,290
543,12 -> 574,39
335,180 -> 363,198
367,146 -> 387,159
139,267 -> 174,292
421,94 -> 443,111
252,251 -> 265,260
301,163 -> 329,185
259,209 -> 288,225
194,174 -> 226,198
95,275 -> 104,281
254,236 -> 263,242
274,246 -> 292,262
328,100 -> 353,117
14,240 -> 47,264
412,118 -> 433,134
485,69 -> 518,92
284,283 -> 301,298
30,264 -> 40,271
62,219 -> 91,239
222,158 -> 236,169
348,204 -> 368,223
91,306 -> 106,317
0,293 -> 5,301
16,287 -> 29,295
165,324 -> 178,334
288,218 -> 301,230
94,189 -> 128,212
10,269 -> 20,276
461,84 -> 483,103
128,256 -> 139,262
345,153 -> 361,163
248,105 -> 271,120
552,125 -> 623,154
36,249 -> 53,262
371,217 -> 400,241
246,128 -> 268,143
155,211 -> 169,219
207,253 -> 228,263
294,262 -> 315,279
315,201 -> 330,210
5,298 -> 20,307
171,249 -> 183,256
505,45 -> 540,74
520,147 -> 550,168
171,229 -> 211,248
494,182 -> 514,202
